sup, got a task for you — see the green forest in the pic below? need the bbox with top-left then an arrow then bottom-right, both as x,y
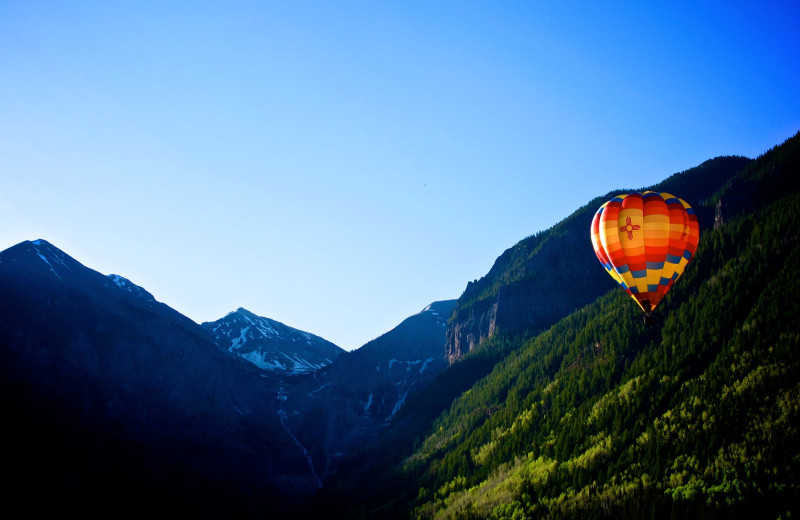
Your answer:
308,133 -> 800,520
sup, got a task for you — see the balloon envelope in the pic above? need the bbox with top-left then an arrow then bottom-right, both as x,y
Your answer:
590,191 -> 699,314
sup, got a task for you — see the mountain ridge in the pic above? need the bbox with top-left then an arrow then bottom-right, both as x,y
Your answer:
202,307 -> 344,374
0,238 -> 320,517
0,237 -> 459,517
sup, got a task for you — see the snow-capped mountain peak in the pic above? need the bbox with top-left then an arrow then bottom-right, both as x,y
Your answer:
0,241 -> 152,299
0,239 -> 103,288
202,309 -> 344,374
24,239 -> 74,281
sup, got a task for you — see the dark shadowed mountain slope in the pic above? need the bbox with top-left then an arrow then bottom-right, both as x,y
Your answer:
202,307 -> 344,374
0,240 -> 319,518
277,300 -> 456,482
315,300 -> 456,421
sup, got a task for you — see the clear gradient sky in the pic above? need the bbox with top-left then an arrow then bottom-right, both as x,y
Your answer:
2,1 -> 799,350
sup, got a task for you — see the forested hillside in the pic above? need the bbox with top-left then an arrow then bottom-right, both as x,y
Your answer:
313,133 -> 800,520
444,155 -> 751,363
412,133 -> 800,519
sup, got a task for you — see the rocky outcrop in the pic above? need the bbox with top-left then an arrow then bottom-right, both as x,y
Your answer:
445,231 -> 608,364
446,295 -> 497,364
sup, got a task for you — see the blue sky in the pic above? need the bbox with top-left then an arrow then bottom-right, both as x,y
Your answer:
2,1 -> 798,350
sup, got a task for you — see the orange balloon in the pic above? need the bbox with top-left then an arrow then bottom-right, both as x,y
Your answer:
590,192 -> 699,315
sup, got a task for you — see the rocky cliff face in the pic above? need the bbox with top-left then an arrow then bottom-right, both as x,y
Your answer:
445,156 -> 753,364
445,215 -> 608,363
446,295 -> 496,364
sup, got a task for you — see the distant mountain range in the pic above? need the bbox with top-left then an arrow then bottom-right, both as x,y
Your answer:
0,239 -> 317,517
0,237 -> 454,517
2,131 -> 798,519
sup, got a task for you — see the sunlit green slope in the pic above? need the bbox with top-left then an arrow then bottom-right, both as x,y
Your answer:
406,133 -> 800,519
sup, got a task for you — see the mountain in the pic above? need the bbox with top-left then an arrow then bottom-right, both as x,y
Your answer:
315,300 -> 456,420
4,131 -> 799,520
0,239 -> 319,518
445,156 -> 752,364
107,272 -> 157,301
311,132 -> 800,519
0,239 -> 458,517
202,307 -> 344,374
277,300 -> 457,481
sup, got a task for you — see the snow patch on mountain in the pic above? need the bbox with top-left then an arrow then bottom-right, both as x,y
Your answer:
240,349 -> 283,370
202,308 -> 343,374
30,240 -> 65,280
419,357 -> 438,374
36,252 -> 62,280
277,410 -> 322,489
230,326 -> 250,351
108,274 -> 156,301
308,382 -> 332,398
387,391 -> 409,421
389,358 -> 433,374
421,301 -> 450,327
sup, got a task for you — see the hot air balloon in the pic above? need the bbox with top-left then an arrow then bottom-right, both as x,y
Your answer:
590,191 -> 699,324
